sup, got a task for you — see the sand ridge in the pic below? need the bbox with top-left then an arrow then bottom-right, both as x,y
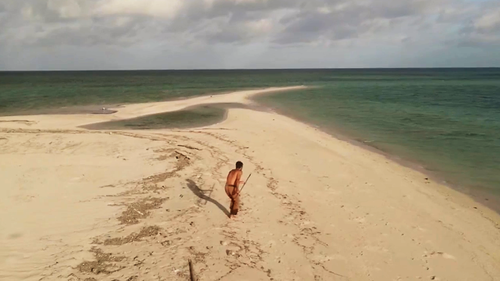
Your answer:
1,87 -> 500,281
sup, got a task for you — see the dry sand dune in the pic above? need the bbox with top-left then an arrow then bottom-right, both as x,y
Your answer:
1,87 -> 499,281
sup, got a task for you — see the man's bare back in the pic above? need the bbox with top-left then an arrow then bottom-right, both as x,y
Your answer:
225,161 -> 244,218
226,169 -> 242,188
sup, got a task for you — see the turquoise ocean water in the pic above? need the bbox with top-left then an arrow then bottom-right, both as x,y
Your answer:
1,69 -> 499,205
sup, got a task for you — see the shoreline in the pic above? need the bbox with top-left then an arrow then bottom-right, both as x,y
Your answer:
1,84 -> 499,214
1,86 -> 500,280
2,85 -> 499,214
249,99 -> 500,216
249,90 -> 500,215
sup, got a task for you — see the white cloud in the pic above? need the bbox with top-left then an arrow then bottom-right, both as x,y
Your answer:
96,0 -> 184,18
21,4 -> 35,20
474,8 -> 500,30
246,18 -> 274,34
47,0 -> 83,19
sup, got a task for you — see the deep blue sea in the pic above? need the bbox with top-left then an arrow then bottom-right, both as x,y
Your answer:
1,69 -> 499,202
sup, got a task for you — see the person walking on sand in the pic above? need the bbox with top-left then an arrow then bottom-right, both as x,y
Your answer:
225,161 -> 245,219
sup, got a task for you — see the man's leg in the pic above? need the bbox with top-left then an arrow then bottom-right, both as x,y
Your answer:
229,198 -> 234,216
232,193 -> 240,216
226,185 -> 236,218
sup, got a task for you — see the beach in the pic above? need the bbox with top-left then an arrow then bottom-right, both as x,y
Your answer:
1,87 -> 499,281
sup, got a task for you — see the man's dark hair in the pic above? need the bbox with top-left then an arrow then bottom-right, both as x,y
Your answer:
236,161 -> 243,169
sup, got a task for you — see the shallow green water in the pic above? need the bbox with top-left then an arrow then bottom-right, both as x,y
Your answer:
0,70 -> 315,115
254,69 -> 500,196
82,104 -> 242,130
1,69 -> 499,200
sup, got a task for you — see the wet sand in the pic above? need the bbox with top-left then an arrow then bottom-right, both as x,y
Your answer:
81,102 -> 265,131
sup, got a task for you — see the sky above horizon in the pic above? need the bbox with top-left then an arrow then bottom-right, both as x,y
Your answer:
1,0 -> 499,70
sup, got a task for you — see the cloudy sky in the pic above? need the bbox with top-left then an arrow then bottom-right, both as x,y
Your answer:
0,0 -> 499,70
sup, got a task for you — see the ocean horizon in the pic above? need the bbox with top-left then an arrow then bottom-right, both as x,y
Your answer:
2,67 -> 500,71
1,68 -> 499,209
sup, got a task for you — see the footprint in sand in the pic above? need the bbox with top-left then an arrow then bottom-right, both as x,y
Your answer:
264,240 -> 277,249
221,241 -> 242,257
417,227 -> 427,232
354,217 -> 366,224
300,220 -> 313,226
8,233 -> 23,239
14,194 -> 36,202
427,251 -> 456,260
364,245 -> 389,253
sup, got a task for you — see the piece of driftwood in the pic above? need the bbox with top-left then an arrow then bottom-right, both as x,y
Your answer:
178,144 -> 201,151
189,259 -> 196,281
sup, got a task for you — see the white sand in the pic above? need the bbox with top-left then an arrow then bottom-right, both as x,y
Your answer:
1,86 -> 499,281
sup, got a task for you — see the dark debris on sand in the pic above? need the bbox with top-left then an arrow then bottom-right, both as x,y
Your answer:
117,197 -> 166,225
77,247 -> 125,275
148,151 -> 191,180
101,226 -> 162,246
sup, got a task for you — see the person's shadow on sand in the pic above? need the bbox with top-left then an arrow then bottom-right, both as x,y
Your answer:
185,179 -> 230,217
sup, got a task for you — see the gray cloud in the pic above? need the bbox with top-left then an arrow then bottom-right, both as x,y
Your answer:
273,0 -> 447,45
450,2 -> 500,47
0,0 -> 499,69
